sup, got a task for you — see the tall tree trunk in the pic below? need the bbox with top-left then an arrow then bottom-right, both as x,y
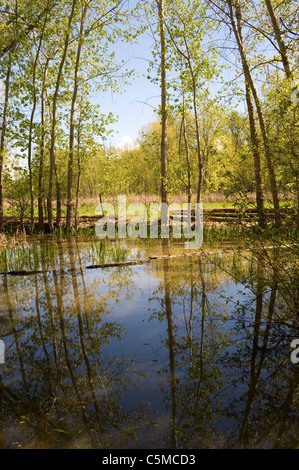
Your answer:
38,59 -> 50,232
74,129 -> 81,229
158,0 -> 168,205
264,0 -> 292,79
166,17 -> 203,203
228,0 -> 281,227
27,13 -> 48,231
192,80 -> 203,204
245,84 -> 266,228
54,161 -> 62,228
47,0 -> 77,232
28,100 -> 36,229
66,4 -> 88,229
182,36 -> 203,203
182,90 -> 192,204
0,52 -> 13,231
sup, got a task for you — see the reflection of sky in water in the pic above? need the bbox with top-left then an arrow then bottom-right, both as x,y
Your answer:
0,239 -> 298,449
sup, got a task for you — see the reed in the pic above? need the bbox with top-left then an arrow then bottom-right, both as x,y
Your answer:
112,243 -> 129,262
90,241 -> 106,265
0,242 -> 59,273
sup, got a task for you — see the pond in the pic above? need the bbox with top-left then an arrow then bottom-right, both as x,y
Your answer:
0,237 -> 298,449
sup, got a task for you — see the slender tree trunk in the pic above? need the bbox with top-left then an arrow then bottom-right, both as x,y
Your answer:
27,14 -> 47,231
264,0 -> 292,79
193,83 -> 203,204
74,130 -> 81,229
182,90 -> 192,204
251,86 -> 281,227
66,4 -> 88,228
54,157 -> 62,228
228,0 -> 281,227
47,0 -> 77,232
183,37 -> 203,203
165,20 -> 203,203
38,59 -> 50,232
245,84 -> 266,228
28,106 -> 36,229
158,0 -> 168,205
0,52 -> 13,232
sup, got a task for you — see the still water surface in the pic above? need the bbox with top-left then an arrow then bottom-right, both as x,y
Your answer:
0,237 -> 298,448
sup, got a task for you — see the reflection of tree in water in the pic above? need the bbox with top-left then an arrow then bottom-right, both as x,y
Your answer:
148,242 -> 230,448
209,249 -> 299,449
0,238 -> 142,448
148,245 -> 299,449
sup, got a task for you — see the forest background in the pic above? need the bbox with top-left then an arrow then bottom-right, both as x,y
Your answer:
0,0 -> 298,233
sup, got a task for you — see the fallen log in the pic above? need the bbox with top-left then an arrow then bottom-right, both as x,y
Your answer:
85,251 -> 204,269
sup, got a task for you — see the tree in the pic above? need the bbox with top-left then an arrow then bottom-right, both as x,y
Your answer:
26,3 -> 50,228
157,0 -> 168,205
66,0 -> 89,229
264,0 -> 292,79
47,0 -> 77,232
66,0 -> 130,228
160,0 -> 218,202
221,0 -> 280,226
0,49 -> 14,231
0,0 -> 56,58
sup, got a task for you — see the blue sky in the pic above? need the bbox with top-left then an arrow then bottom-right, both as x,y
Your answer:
101,53 -> 160,148
96,5 -> 161,149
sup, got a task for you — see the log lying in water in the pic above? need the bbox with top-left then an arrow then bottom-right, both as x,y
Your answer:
85,251 -> 204,269
147,251 -> 203,259
1,269 -> 45,276
86,260 -> 148,269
